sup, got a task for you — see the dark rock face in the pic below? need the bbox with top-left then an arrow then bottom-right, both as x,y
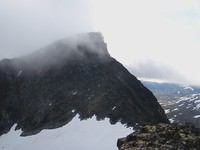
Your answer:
117,123 -> 200,150
0,32 -> 169,136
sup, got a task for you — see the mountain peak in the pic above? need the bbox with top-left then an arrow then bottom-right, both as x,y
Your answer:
57,32 -> 110,58
0,32 -> 110,74
0,32 -> 169,136
12,32 -> 110,71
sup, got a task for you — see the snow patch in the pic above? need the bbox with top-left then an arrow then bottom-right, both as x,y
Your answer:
178,103 -> 184,107
184,86 -> 194,91
18,70 -> 22,76
194,100 -> 200,103
164,109 -> 170,114
193,115 -> 200,118
72,91 -> 77,95
193,103 -> 200,110
0,115 -> 134,150
186,106 -> 191,109
172,108 -> 179,112
169,118 -> 174,123
112,107 -> 116,110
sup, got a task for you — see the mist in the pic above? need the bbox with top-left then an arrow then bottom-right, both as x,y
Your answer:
1,0 -> 200,85
0,0 -> 94,59
127,60 -> 191,85
89,0 -> 200,86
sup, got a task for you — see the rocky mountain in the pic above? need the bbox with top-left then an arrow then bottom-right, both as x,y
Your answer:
142,81 -> 200,128
0,32 -> 169,137
117,122 -> 200,150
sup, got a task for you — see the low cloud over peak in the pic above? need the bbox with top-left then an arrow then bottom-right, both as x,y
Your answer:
0,0 -> 93,59
127,60 -> 191,85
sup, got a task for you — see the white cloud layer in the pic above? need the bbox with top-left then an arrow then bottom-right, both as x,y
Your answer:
0,0 -> 93,58
1,0 -> 200,85
89,0 -> 200,85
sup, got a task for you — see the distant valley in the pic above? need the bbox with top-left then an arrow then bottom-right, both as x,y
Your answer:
142,81 -> 200,128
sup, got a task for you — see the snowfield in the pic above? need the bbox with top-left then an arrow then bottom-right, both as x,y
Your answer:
164,109 -> 170,114
0,115 -> 133,150
193,115 -> 200,119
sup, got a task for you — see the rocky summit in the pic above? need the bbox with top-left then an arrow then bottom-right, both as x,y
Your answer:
117,123 -> 200,150
0,32 -> 168,136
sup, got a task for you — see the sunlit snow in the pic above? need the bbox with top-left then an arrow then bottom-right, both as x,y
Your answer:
18,71 -> 22,76
178,103 -> 184,107
183,86 -> 194,91
169,118 -> 174,123
72,91 -> 77,95
172,108 -> 179,112
164,109 -> 170,114
112,107 -> 116,110
193,115 -> 200,119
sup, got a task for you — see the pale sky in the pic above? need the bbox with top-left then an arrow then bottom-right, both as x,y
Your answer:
0,0 -> 200,85
89,0 -> 200,85
0,0 -> 93,58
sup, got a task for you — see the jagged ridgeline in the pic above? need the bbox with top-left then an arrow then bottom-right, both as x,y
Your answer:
0,32 -> 169,136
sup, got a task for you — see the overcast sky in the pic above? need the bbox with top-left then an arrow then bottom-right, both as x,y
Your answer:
0,0 -> 93,58
90,0 -> 200,85
1,0 -> 200,85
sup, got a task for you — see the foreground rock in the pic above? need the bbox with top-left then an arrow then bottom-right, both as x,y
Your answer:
117,123 -> 200,150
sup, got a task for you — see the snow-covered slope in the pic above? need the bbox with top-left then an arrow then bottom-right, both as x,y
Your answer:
163,93 -> 200,124
0,115 -> 133,150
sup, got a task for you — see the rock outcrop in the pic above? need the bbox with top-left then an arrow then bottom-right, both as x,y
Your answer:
0,32 -> 169,136
117,123 -> 200,150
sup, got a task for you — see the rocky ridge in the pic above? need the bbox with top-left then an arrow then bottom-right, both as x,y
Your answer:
117,123 -> 200,150
0,32 -> 169,136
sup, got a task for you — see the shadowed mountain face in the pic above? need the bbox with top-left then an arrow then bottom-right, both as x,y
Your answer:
0,32 -> 169,136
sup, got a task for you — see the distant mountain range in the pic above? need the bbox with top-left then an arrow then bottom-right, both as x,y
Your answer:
142,81 -> 200,128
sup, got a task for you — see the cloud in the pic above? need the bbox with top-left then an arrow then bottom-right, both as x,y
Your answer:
1,0 -> 200,85
0,0 -> 93,59
127,60 -> 190,85
88,0 -> 200,85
